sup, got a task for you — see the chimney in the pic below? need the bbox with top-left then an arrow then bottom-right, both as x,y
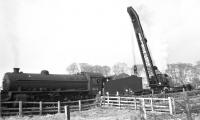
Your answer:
13,68 -> 20,73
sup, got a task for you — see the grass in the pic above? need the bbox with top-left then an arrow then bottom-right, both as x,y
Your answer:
2,107 -> 200,120
2,107 -> 140,120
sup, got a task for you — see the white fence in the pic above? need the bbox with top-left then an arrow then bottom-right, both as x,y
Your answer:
100,96 -> 175,115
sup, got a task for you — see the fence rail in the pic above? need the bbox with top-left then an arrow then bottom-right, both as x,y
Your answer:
174,92 -> 200,115
2,93 -> 200,118
0,98 -> 97,116
100,96 -> 174,115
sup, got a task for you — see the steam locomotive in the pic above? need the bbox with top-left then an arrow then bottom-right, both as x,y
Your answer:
1,68 -> 106,102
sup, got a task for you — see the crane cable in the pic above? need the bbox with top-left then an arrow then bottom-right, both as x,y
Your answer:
131,32 -> 138,76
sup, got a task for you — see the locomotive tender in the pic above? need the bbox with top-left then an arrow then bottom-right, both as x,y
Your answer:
1,68 -> 106,101
104,75 -> 143,96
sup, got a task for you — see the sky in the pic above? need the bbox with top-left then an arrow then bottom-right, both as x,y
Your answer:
1,0 -> 200,86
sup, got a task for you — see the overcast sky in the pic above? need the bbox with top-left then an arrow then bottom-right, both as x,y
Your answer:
1,0 -> 200,86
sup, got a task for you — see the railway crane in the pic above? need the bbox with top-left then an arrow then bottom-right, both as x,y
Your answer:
127,7 -> 170,94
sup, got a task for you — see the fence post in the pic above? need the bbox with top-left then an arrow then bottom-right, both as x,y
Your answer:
150,97 -> 154,112
140,98 -> 147,120
183,91 -> 192,120
19,101 -> 22,117
39,101 -> 42,115
118,96 -> 121,109
172,98 -> 176,114
134,97 -> 137,110
168,97 -> 173,115
57,101 -> 61,113
65,105 -> 70,120
78,100 -> 81,111
100,96 -> 103,106
95,94 -> 101,107
107,95 -> 110,105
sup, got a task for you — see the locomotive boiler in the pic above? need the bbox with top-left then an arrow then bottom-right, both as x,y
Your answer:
1,68 -> 106,102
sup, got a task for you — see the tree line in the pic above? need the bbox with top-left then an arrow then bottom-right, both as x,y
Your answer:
66,62 -> 130,76
66,61 -> 200,89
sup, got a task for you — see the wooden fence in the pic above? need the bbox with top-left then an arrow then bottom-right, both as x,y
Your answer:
2,94 -> 200,118
174,91 -> 200,115
100,95 -> 175,115
0,98 -> 97,116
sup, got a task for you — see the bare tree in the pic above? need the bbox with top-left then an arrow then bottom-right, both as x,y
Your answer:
85,64 -> 111,76
166,63 -> 195,86
191,77 -> 200,88
79,63 -> 93,72
66,63 -> 79,74
92,65 -> 104,74
102,66 -> 111,76
67,63 -> 111,76
177,63 -> 193,84
195,60 -> 200,68
112,62 -> 129,75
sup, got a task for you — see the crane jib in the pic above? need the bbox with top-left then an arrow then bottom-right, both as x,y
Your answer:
127,6 -> 160,89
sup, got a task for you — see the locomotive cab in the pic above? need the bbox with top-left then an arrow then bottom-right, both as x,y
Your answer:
84,72 -> 105,96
